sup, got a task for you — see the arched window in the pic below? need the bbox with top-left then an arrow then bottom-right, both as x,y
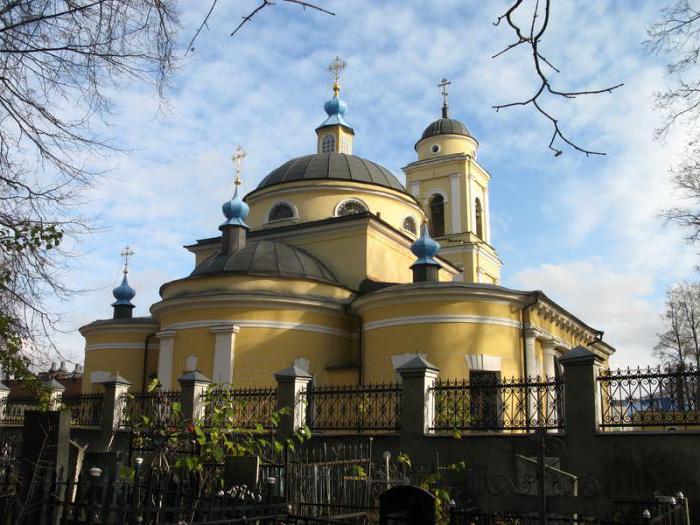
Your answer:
268,202 -> 295,222
336,199 -> 368,216
429,194 -> 445,237
321,134 -> 336,154
402,216 -> 417,234
475,198 -> 483,239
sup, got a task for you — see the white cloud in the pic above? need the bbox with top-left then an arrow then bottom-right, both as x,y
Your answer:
512,259 -> 661,368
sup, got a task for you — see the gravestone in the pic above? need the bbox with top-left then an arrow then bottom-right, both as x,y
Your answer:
379,485 -> 436,525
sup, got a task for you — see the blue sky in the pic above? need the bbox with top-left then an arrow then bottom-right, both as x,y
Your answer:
51,0 -> 697,368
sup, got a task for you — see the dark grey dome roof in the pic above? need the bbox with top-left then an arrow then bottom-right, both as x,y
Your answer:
420,118 -> 470,141
191,240 -> 338,284
254,153 -> 405,193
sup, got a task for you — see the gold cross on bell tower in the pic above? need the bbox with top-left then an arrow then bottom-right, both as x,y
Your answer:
328,56 -> 347,96
120,245 -> 134,275
231,145 -> 246,187
438,78 -> 451,118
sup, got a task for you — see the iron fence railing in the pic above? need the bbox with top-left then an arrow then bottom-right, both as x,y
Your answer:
598,366 -> 700,429
118,390 -> 181,428
204,387 -> 278,429
60,393 -> 104,427
304,383 -> 401,433
430,376 -> 564,433
1,396 -> 40,425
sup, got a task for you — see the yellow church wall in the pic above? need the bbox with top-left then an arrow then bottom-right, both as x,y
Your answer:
359,299 -> 517,324
362,322 -> 521,383
244,180 -> 424,236
415,135 -> 478,160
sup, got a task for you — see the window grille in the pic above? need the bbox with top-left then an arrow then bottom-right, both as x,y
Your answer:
402,216 -> 417,234
268,202 -> 294,222
321,134 -> 336,153
336,199 -> 367,216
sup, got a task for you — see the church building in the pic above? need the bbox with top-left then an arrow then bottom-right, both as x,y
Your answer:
80,63 -> 614,392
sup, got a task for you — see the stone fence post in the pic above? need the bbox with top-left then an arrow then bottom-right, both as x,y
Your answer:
178,370 -> 211,421
274,365 -> 312,439
99,374 -> 131,448
44,378 -> 65,410
396,355 -> 440,437
0,381 -> 9,422
559,346 -> 603,435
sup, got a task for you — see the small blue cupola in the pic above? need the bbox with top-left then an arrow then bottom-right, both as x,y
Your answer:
112,246 -> 136,319
220,146 -> 250,255
221,185 -> 250,229
316,87 -> 354,134
410,223 -> 441,283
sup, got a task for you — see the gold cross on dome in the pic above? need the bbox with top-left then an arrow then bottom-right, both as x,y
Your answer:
231,145 -> 246,186
328,56 -> 347,84
120,246 -> 134,275
438,78 -> 451,107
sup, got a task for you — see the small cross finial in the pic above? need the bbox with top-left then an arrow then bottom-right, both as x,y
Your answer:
231,145 -> 246,186
438,78 -> 451,117
120,246 -> 134,275
328,56 -> 347,94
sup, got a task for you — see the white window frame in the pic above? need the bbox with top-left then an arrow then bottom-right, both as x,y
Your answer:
321,134 -> 336,153
266,201 -> 298,224
334,198 -> 369,217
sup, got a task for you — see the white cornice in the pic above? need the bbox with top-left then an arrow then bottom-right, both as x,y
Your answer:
245,181 -> 421,210
351,285 -> 530,313
162,319 -> 356,339
151,292 -> 350,317
79,321 -> 158,337
85,342 -> 158,352
363,314 -> 521,332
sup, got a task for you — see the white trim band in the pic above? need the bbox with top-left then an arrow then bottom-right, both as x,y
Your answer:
363,314 -> 521,332
85,343 -> 158,352
162,319 -> 355,339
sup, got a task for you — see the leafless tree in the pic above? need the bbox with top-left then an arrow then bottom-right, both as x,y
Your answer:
0,1 -> 179,376
655,282 -> 700,369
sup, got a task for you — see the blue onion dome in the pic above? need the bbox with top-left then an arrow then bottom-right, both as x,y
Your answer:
221,186 -> 249,228
324,94 -> 348,117
317,85 -> 354,132
411,223 -> 441,267
111,274 -> 135,306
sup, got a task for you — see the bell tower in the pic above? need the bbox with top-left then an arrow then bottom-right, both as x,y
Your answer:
403,79 -> 502,284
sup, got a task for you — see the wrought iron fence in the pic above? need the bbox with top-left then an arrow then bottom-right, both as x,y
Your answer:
204,387 -> 278,429
1,396 -> 40,425
598,366 -> 700,429
60,393 -> 104,427
430,376 -> 564,433
304,383 -> 401,433
119,390 -> 181,428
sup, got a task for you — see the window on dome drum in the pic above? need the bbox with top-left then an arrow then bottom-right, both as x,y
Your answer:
429,194 -> 445,237
268,202 -> 295,222
321,134 -> 336,153
336,199 -> 368,216
402,216 -> 417,234
475,197 -> 483,239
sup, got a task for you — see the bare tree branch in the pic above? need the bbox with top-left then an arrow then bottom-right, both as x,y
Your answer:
493,0 -> 623,156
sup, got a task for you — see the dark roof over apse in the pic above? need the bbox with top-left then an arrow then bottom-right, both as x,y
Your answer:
191,240 -> 339,285
252,153 -> 406,193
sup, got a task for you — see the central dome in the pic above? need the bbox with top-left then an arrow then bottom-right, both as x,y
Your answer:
254,153 -> 405,193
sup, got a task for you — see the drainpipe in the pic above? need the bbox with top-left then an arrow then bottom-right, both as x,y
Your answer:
142,332 -> 155,392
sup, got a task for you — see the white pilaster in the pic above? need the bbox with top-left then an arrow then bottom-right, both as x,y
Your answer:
156,330 -> 176,390
409,182 -> 420,200
467,171 -> 474,233
542,340 -> 558,379
449,173 -> 461,234
483,187 -> 491,243
210,325 -> 240,386
524,329 -> 538,379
